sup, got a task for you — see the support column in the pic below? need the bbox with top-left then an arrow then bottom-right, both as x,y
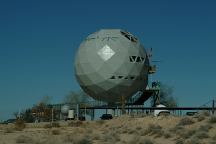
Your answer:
76,104 -> 79,121
121,95 -> 126,115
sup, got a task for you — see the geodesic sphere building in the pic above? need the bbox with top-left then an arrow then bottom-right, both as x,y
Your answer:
74,29 -> 149,103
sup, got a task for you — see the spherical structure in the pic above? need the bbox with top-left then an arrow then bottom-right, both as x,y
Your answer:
61,105 -> 70,114
75,29 -> 149,103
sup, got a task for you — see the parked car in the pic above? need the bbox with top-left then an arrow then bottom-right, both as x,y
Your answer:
154,104 -> 170,116
100,114 -> 113,120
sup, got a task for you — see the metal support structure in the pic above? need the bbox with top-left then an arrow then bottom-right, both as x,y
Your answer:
212,99 -> 215,115
154,89 -> 160,106
51,108 -> 54,123
76,104 -> 79,120
91,109 -> 94,120
121,95 -> 126,115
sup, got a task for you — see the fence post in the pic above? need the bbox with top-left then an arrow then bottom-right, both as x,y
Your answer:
212,99 -> 215,115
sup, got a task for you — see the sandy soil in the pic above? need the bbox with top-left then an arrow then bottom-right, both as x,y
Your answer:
0,114 -> 216,144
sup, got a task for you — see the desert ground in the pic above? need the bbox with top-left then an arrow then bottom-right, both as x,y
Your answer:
0,113 -> 216,144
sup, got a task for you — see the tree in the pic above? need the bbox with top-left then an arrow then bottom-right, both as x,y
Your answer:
151,83 -> 178,107
13,109 -> 34,122
22,109 -> 34,123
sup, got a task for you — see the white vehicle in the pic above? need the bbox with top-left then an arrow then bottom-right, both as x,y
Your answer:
154,104 -> 170,116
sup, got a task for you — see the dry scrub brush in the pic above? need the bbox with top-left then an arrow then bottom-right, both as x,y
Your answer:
128,135 -> 155,144
63,133 -> 92,144
4,127 -> 14,133
68,121 -> 83,127
184,137 -> 201,144
198,124 -> 212,132
51,129 -> 61,135
178,117 -> 194,126
16,135 -> 33,143
178,129 -> 196,139
209,116 -> 216,123
142,124 -> 164,137
194,131 -> 209,139
14,119 -> 26,131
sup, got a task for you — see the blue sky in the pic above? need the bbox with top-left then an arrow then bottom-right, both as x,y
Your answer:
0,0 -> 216,120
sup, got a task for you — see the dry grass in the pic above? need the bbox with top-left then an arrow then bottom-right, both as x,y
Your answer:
164,132 -> 172,138
209,116 -> 216,123
44,123 -> 52,128
197,115 -> 205,122
198,124 -> 212,132
16,135 -> 33,143
14,119 -> 26,131
52,122 -> 60,127
68,121 -> 83,127
170,125 -> 184,134
63,134 -> 92,144
52,129 -> 61,135
44,122 -> 60,129
1,114 -> 216,144
129,136 -> 155,144
185,138 -> 201,144
195,131 -> 209,139
178,129 -> 196,139
210,141 -> 216,144
143,124 -> 163,137
175,139 -> 184,144
4,127 -> 14,133
178,117 -> 194,126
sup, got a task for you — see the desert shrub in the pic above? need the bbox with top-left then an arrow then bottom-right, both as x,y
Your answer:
201,111 -> 210,117
169,125 -> 184,134
178,117 -> 194,126
138,137 -> 154,144
44,124 -> 52,129
121,128 -> 128,134
185,138 -> 201,144
136,126 -> 142,131
4,127 -> 14,133
101,131 -> 120,142
96,120 -> 105,125
64,134 -> 92,144
198,124 -> 212,132
197,115 -> 205,122
210,141 -> 216,144
16,135 -> 33,143
164,132 -> 172,138
178,129 -> 196,139
175,139 -> 184,144
14,119 -> 26,131
68,121 -> 83,127
43,122 -> 60,129
209,116 -> 216,123
212,135 -> 216,140
52,129 -> 60,135
143,124 -> 163,137
92,134 -> 101,140
52,122 -> 60,127
195,131 -> 209,139
86,128 -> 93,133
128,129 -> 138,135
128,135 -> 140,144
